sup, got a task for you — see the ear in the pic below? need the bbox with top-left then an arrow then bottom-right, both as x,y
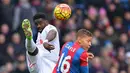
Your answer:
77,37 -> 82,44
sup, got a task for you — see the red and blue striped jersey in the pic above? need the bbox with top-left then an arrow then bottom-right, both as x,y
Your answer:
53,42 -> 89,73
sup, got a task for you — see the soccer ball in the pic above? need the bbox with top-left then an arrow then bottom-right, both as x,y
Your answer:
54,4 -> 71,20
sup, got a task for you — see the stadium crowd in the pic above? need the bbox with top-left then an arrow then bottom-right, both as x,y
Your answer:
0,0 -> 130,73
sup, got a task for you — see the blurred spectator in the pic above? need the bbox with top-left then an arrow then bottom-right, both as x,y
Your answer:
85,0 -> 105,8
0,34 -> 7,55
83,19 -> 94,32
125,52 -> 130,65
62,30 -> 76,44
120,70 -> 127,73
0,23 -> 12,42
0,0 -> 14,29
123,11 -> 130,30
16,53 -> 25,62
106,2 -> 124,23
113,0 -> 124,17
5,62 -> 15,73
105,26 -> 118,44
100,47 -> 113,71
53,19 -> 62,31
106,3 -> 116,23
62,0 -> 75,8
116,48 -> 128,72
11,33 -> 25,55
4,44 -> 16,63
42,0 -> 58,20
87,6 -> 98,25
66,18 -> 77,30
73,8 -> 84,29
115,33 -> 130,52
0,34 -> 7,66
31,0 -> 43,12
15,62 -> 29,73
113,16 -> 125,35
111,60 -> 119,69
1,24 -> 9,35
128,65 -> 130,73
89,57 -> 107,73
97,7 -> 110,30
109,66 -> 118,73
105,0 -> 112,5
12,0 -> 36,31
90,29 -> 104,56
120,0 -> 130,11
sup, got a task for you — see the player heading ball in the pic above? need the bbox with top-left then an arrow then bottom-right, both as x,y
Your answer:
53,29 -> 94,73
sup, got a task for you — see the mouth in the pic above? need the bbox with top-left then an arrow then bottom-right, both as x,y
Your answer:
88,45 -> 91,48
38,29 -> 42,32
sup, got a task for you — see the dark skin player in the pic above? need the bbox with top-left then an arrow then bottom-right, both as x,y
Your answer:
33,13 -> 56,51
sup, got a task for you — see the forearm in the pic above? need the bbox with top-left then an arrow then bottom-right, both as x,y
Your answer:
42,30 -> 56,51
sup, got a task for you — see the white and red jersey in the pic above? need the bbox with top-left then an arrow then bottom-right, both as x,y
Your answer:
26,24 -> 60,73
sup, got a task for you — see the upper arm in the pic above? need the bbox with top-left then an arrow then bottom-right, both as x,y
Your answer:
46,25 -> 57,41
80,51 -> 89,73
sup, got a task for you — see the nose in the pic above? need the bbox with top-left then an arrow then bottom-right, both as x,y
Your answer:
89,42 -> 91,46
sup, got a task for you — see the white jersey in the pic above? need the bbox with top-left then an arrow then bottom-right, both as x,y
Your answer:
26,24 -> 60,73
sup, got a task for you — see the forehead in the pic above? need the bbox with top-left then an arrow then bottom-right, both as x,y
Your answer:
82,35 -> 92,40
34,18 -> 45,22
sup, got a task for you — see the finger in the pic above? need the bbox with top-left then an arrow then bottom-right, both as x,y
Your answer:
88,56 -> 94,59
48,44 -> 54,46
50,45 -> 55,50
89,53 -> 94,57
88,53 -> 94,57
88,57 -> 93,59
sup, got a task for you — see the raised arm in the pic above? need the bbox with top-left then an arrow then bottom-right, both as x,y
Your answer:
43,29 -> 57,51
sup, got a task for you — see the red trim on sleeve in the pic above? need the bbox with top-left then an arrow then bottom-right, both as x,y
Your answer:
80,51 -> 88,66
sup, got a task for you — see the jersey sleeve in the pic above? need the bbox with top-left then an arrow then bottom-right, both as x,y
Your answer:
80,51 -> 89,73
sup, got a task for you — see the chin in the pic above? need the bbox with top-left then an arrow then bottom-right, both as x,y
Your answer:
38,29 -> 42,32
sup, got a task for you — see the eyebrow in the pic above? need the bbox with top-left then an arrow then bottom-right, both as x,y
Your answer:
34,18 -> 43,23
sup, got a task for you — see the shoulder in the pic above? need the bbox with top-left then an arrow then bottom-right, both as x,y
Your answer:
44,24 -> 57,32
47,24 -> 56,29
80,51 -> 88,57
80,51 -> 88,61
80,51 -> 88,66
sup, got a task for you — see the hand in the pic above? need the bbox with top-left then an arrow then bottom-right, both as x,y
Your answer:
88,52 -> 94,59
43,42 -> 55,51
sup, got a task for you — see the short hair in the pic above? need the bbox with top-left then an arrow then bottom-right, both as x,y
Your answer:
76,29 -> 93,38
33,13 -> 47,21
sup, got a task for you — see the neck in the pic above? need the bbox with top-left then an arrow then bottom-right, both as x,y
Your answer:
75,40 -> 88,51
75,40 -> 80,44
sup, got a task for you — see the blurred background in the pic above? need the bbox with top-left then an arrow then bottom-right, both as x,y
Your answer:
0,0 -> 130,73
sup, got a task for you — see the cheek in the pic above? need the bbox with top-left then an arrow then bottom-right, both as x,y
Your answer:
83,41 -> 88,45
